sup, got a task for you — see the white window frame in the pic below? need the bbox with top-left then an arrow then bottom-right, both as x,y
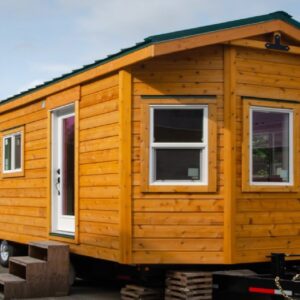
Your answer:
249,106 -> 293,186
149,104 -> 208,186
51,104 -> 76,235
2,131 -> 23,174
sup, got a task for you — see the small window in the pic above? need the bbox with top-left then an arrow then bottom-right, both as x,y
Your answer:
2,128 -> 24,176
150,105 -> 208,185
250,106 -> 293,185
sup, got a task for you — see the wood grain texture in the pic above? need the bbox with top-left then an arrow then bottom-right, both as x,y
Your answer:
131,46 -> 225,264
0,73 -> 122,262
2,32 -> 300,266
235,46 -> 300,263
153,20 -> 299,57
118,70 -> 132,263
78,74 -> 121,260
223,46 -> 237,264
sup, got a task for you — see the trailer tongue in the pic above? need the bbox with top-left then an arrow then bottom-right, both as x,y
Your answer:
213,254 -> 300,300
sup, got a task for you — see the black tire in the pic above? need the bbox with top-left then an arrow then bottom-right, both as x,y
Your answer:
0,240 -> 16,268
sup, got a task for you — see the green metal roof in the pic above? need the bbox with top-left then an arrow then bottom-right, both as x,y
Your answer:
2,11 -> 300,105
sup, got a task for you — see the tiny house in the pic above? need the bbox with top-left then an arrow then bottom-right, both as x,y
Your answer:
1,11 -> 300,270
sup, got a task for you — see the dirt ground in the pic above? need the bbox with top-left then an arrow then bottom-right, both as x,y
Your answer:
0,266 -> 120,300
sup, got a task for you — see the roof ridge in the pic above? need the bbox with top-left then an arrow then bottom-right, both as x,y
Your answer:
145,11 -> 297,43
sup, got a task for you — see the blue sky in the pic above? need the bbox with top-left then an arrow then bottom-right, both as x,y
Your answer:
1,0 -> 300,100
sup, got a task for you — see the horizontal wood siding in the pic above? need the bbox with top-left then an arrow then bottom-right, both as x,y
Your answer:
79,74 -> 120,262
131,46 -> 225,264
0,100 -> 48,243
5,43 -> 300,265
0,74 -> 120,263
235,47 -> 300,263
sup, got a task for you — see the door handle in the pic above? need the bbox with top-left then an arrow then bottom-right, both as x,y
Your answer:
55,169 -> 61,196
55,176 -> 61,196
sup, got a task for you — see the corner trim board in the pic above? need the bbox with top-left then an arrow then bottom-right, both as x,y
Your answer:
223,46 -> 237,264
119,70 -> 133,264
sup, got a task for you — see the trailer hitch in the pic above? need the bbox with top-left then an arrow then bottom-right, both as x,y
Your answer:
274,275 -> 300,300
213,254 -> 300,300
267,253 -> 300,300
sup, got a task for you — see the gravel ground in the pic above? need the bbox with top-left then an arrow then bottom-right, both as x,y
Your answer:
0,266 -> 120,300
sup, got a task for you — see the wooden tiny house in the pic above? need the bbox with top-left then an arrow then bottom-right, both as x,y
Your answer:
1,11 -> 300,268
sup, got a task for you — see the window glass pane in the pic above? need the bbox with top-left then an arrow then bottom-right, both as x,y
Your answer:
14,134 -> 21,170
155,149 -> 201,181
252,110 -> 290,183
154,109 -> 204,142
62,116 -> 75,216
4,137 -> 12,171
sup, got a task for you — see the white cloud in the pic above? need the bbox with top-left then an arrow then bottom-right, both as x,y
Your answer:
32,63 -> 74,74
17,79 -> 45,94
1,0 -> 300,100
60,0 -> 221,36
52,0 -> 300,63
57,0 -> 299,38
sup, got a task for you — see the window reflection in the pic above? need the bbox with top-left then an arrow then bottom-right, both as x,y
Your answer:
252,110 -> 290,183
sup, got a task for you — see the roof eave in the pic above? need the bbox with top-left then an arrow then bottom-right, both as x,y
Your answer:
0,45 -> 155,114
153,19 -> 300,56
2,14 -> 300,112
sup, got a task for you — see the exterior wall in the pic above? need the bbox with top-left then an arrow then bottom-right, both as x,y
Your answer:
0,74 -> 121,262
2,42 -> 300,266
75,74 -> 120,261
131,45 -> 225,264
0,101 -> 48,244
234,46 -> 300,263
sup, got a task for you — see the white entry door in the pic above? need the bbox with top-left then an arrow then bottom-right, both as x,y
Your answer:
51,105 -> 75,235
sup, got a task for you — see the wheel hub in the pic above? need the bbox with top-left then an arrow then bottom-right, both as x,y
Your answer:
0,243 -> 9,261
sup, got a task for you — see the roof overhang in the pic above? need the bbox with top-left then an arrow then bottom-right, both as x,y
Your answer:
1,13 -> 300,113
153,19 -> 300,56
0,45 -> 155,113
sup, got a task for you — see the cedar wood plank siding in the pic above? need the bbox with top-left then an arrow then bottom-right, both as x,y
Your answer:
2,44 -> 300,265
235,47 -> 300,263
0,45 -> 226,264
0,75 -> 121,262
76,75 -> 120,261
0,12 -> 300,265
0,101 -> 48,243
131,45 -> 225,264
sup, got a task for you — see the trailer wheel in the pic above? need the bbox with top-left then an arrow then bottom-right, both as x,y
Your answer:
0,240 -> 15,267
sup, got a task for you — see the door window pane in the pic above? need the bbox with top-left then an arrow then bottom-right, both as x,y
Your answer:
252,110 -> 290,183
14,134 -> 21,170
4,137 -> 12,171
62,116 -> 75,216
154,109 -> 204,142
155,149 -> 201,181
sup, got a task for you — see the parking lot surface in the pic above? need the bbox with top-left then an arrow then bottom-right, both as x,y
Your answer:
0,266 -> 120,300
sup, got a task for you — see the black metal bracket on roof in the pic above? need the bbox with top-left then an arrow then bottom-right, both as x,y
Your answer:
265,32 -> 290,51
